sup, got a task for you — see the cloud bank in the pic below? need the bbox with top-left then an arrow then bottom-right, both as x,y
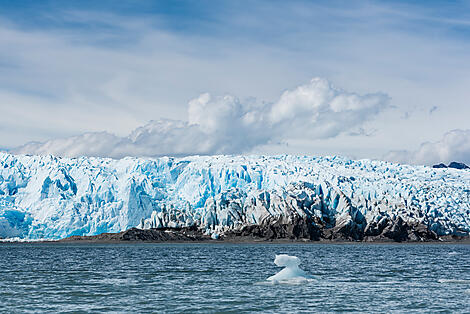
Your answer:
13,78 -> 390,158
385,129 -> 470,165
2,2 -> 470,160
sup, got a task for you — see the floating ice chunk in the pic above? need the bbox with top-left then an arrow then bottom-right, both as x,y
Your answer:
89,278 -> 137,286
267,254 -> 313,284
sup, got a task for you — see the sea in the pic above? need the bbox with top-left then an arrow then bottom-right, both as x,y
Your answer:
0,243 -> 469,313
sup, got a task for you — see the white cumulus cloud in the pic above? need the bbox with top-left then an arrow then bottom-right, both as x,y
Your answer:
385,129 -> 470,165
12,78 -> 390,158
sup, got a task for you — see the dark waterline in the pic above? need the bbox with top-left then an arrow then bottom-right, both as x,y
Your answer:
1,243 -> 469,313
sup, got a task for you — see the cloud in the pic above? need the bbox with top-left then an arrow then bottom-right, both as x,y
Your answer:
385,129 -> 470,165
269,78 -> 389,139
2,2 -> 470,160
429,106 -> 438,114
12,78 -> 390,158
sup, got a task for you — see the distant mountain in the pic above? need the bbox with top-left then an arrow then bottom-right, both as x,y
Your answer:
448,162 -> 469,169
432,162 -> 469,170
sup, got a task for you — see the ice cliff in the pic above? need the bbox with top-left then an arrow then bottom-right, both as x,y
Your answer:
0,152 -> 469,240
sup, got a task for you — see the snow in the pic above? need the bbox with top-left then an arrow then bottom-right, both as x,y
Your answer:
0,152 -> 469,240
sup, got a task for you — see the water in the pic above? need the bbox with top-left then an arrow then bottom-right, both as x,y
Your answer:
0,243 -> 469,313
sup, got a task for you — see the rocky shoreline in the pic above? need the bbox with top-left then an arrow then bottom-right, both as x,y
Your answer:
56,217 -> 470,244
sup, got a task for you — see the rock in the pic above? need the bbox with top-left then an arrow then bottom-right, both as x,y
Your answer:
60,226 -> 211,242
448,162 -> 469,170
227,216 -> 321,240
322,216 -> 363,240
407,223 -> 438,241
59,219 -> 457,243
433,162 -> 469,169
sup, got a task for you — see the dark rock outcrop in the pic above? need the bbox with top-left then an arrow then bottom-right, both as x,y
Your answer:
448,162 -> 469,169
363,217 -> 438,242
226,216 -> 322,241
218,215 -> 446,242
433,162 -> 469,169
59,218 -> 466,243
60,226 -> 211,242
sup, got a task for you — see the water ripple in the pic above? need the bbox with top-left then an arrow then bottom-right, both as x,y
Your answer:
0,243 -> 469,313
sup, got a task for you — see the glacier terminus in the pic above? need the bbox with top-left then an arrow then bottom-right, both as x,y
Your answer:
0,152 -> 469,241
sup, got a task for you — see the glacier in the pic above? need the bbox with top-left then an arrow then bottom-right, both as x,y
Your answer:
0,152 -> 469,240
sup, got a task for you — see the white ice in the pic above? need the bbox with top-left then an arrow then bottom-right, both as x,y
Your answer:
267,254 -> 313,284
437,279 -> 470,284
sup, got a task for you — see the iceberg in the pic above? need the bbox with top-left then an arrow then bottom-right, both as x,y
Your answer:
0,152 -> 469,240
267,254 -> 313,284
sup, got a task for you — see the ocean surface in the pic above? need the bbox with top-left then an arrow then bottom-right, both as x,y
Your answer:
1,243 -> 469,313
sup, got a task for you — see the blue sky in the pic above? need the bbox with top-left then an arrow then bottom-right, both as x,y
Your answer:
1,0 -> 470,164
4,1 -> 470,36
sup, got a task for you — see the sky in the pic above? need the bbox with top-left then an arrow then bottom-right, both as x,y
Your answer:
1,0 -> 470,165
